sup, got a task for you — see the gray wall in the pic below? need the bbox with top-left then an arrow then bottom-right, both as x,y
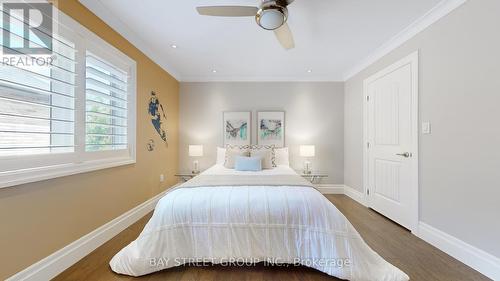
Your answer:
344,0 -> 500,257
180,82 -> 344,184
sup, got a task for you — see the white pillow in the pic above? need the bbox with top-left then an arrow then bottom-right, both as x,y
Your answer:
216,147 -> 226,165
275,147 -> 290,166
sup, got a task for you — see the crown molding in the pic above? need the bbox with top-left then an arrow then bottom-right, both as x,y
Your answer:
79,0 -> 182,80
343,0 -> 467,81
181,75 -> 344,83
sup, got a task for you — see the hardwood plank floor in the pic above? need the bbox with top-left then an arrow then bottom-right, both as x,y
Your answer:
54,195 -> 490,281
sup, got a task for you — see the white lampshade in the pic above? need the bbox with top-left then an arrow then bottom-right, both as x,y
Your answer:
189,145 -> 203,157
300,145 -> 315,157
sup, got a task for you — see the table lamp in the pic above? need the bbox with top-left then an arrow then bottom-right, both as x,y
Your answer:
189,145 -> 203,174
300,145 -> 315,174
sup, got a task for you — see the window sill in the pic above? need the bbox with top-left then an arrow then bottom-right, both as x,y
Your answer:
0,157 -> 136,189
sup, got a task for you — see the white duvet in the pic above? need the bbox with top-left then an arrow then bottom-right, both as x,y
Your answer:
110,165 -> 409,281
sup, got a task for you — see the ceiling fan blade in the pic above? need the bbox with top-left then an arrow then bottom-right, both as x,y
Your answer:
196,6 -> 258,17
274,23 -> 295,50
280,0 -> 295,6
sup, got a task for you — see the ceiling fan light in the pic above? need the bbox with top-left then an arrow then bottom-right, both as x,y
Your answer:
256,4 -> 287,30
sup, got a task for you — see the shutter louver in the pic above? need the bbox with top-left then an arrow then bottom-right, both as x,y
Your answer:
0,9 -> 76,156
85,52 -> 128,152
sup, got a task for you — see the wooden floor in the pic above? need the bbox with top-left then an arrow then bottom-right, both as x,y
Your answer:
54,195 -> 490,281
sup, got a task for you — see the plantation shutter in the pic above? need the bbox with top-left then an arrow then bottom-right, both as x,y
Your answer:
0,9 -> 77,156
85,52 -> 128,152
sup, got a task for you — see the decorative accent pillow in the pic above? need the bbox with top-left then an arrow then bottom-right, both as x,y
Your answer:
249,145 -> 276,169
224,145 -> 250,169
234,156 -> 262,171
216,147 -> 226,165
275,147 -> 290,166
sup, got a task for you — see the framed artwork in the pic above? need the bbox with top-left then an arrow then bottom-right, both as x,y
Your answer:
223,111 -> 251,146
257,111 -> 285,147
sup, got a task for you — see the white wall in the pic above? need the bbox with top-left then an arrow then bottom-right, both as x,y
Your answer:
180,82 -> 344,184
344,0 -> 500,258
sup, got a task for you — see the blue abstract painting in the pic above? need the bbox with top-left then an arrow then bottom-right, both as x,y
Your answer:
260,119 -> 282,140
223,111 -> 251,146
257,111 -> 285,147
226,120 -> 248,141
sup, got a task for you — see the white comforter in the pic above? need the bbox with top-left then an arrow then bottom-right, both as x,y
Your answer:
110,165 -> 409,281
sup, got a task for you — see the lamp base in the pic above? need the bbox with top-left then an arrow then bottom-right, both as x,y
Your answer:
303,160 -> 312,175
192,160 -> 199,175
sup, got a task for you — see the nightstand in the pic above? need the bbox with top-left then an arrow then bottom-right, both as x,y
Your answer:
174,172 -> 199,182
296,171 -> 328,184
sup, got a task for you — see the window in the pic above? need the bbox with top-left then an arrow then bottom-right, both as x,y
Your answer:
85,52 -> 129,152
0,6 -> 136,188
0,6 -> 77,156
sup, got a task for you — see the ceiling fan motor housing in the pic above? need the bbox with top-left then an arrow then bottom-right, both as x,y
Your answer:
256,1 -> 288,30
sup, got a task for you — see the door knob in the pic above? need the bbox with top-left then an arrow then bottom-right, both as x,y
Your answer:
396,152 -> 411,158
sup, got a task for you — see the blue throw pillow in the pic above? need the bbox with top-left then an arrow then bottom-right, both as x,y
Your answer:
234,156 -> 262,171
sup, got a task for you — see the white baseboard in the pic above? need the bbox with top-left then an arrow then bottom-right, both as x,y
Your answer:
315,184 -> 345,194
320,186 -> 500,280
6,189 -> 169,281
343,185 -> 368,206
318,184 -> 367,206
418,222 -> 500,280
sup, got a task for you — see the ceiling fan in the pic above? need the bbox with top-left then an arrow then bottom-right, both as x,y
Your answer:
196,0 -> 295,50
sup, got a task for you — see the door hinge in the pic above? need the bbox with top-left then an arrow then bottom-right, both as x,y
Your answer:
366,95 -> 370,101
367,189 -> 370,195
367,142 -> 370,149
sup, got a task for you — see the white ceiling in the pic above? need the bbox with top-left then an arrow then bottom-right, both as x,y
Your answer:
79,0 -> 442,81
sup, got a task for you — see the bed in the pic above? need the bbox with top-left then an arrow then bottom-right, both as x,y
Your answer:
110,164 -> 409,281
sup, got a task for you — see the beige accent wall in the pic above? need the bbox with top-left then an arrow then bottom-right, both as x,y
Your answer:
344,0 -> 500,257
0,1 -> 179,279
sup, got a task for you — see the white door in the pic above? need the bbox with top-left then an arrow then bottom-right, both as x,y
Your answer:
365,52 -> 418,231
